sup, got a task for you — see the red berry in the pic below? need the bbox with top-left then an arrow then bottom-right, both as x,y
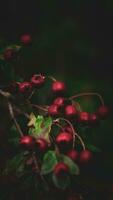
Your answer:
78,112 -> 90,124
20,135 -> 35,150
63,126 -> 73,134
19,82 -> 32,93
97,105 -> 109,119
54,162 -> 69,177
66,150 -> 79,162
20,34 -> 32,44
52,81 -> 66,93
56,132 -> 73,152
65,105 -> 77,118
48,104 -> 59,116
89,113 -> 99,126
79,150 -> 92,163
31,74 -> 45,88
35,138 -> 49,154
4,48 -> 16,61
53,97 -> 65,107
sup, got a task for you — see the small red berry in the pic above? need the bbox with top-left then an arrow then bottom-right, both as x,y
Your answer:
4,48 -> 16,61
35,138 -> 49,154
54,162 -> 69,178
20,135 -> 35,150
97,105 -> 109,119
89,113 -> 99,126
63,126 -> 73,134
65,105 -> 77,118
19,82 -> 32,93
31,74 -> 45,88
20,34 -> 32,44
78,112 -> 90,124
53,97 -> 65,107
52,81 -> 66,93
48,104 -> 59,116
56,132 -> 73,152
79,150 -> 92,164
66,150 -> 79,162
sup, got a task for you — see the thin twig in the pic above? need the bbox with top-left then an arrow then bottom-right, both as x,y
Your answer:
7,101 -> 24,137
69,92 -> 104,106
57,117 -> 85,150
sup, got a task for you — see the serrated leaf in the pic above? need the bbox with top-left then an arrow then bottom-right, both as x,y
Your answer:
58,155 -> 80,175
41,151 -> 58,175
86,144 -> 101,152
52,174 -> 70,189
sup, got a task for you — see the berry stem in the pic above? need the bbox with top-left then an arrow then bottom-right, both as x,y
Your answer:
71,100 -> 82,112
56,117 -> 85,150
30,103 -> 48,112
47,76 -> 57,82
69,92 -> 105,106
7,101 -> 24,137
0,89 -> 14,100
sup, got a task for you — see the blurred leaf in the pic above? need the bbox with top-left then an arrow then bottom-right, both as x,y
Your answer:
41,151 -> 58,175
3,152 -> 25,175
58,155 -> 80,175
52,174 -> 70,189
86,144 -> 101,152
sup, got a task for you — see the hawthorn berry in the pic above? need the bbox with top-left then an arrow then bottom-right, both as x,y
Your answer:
65,105 -> 77,118
79,150 -> 93,164
66,150 -> 79,162
89,113 -> 99,126
53,97 -> 65,107
31,74 -> 45,88
48,104 -> 59,117
78,112 -> 90,124
20,135 -> 35,150
35,138 -> 49,154
97,105 -> 109,119
20,34 -> 32,44
54,162 -> 69,178
52,81 -> 66,93
18,81 -> 32,93
55,132 -> 73,152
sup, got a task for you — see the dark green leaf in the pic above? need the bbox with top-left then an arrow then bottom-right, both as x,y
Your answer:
52,174 -> 70,189
58,155 -> 80,175
41,151 -> 58,175
86,144 -> 101,152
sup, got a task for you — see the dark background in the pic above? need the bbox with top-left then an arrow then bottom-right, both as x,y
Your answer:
0,1 -> 113,199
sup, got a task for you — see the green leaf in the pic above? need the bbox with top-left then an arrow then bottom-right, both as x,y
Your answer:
3,152 -> 25,175
29,115 -> 52,141
86,144 -> 101,152
52,174 -> 70,189
41,151 -> 58,175
58,155 -> 80,175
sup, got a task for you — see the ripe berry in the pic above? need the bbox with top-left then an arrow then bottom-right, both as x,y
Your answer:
53,97 -> 65,107
65,105 -> 77,118
97,105 -> 109,119
89,113 -> 99,126
19,82 -> 32,93
56,132 -> 73,152
31,74 -> 45,88
4,48 -> 16,61
52,81 -> 66,93
48,104 -> 59,117
20,34 -> 32,44
35,138 -> 49,154
78,112 -> 90,124
79,150 -> 92,164
54,162 -> 69,178
20,135 -> 35,150
66,150 -> 79,162
63,126 -> 73,134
